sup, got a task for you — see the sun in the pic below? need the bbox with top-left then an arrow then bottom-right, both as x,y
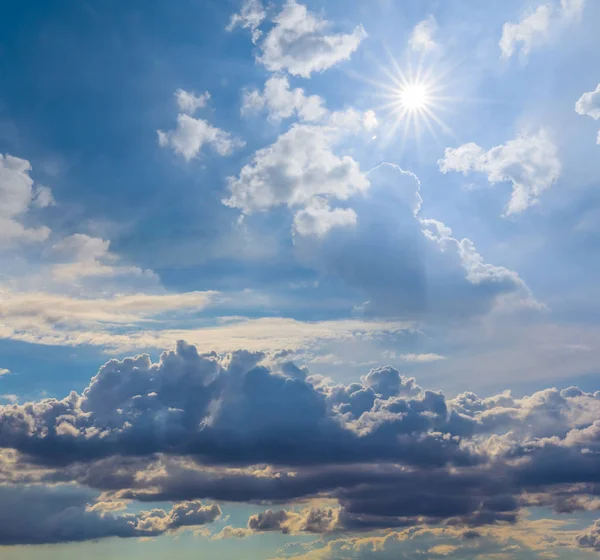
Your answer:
399,83 -> 429,112
365,55 -> 458,151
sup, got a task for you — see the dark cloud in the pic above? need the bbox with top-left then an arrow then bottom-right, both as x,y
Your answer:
2,342 -> 600,541
0,484 -> 220,545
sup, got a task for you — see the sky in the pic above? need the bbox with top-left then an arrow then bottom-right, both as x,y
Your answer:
1,0 -> 600,558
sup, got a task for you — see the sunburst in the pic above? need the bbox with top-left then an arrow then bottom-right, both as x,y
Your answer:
366,54 -> 459,153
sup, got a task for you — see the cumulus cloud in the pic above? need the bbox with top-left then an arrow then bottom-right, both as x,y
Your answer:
439,129 -> 560,215
226,0 -> 266,44
577,518 -> 600,551
294,163 -> 534,318
409,16 -> 438,52
246,507 -> 339,534
500,0 -> 585,59
224,110 -> 371,214
175,88 -> 211,115
241,75 -> 327,122
575,83 -> 600,144
158,113 -> 244,161
0,485 -> 220,545
3,341 -> 600,541
0,154 -> 52,247
293,198 -> 357,237
0,368 -> 9,376
250,0 -> 367,77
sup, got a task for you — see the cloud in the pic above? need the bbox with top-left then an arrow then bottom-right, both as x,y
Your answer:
158,113 -> 244,161
577,518 -> 600,551
0,154 -> 52,247
575,83 -> 600,144
50,233 -> 155,282
0,485 -> 220,545
3,341 -> 600,540
175,88 -> 211,115
500,0 -> 585,59
409,16 -> 438,52
255,0 -> 367,78
293,198 -> 357,237
0,368 -> 9,376
0,289 -> 218,337
439,129 -> 560,215
294,163 -> 534,318
226,0 -> 266,44
246,507 -> 339,534
242,75 -> 327,122
224,110 -> 370,214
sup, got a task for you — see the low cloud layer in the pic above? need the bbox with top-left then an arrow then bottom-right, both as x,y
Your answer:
2,342 -> 600,546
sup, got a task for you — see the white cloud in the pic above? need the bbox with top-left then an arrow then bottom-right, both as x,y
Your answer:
256,0 -> 367,78
293,163 -> 537,318
409,16 -> 438,52
0,154 -> 52,247
175,89 -> 210,115
0,310 -> 412,354
50,233 -> 154,282
438,129 -> 561,215
226,0 -> 266,44
158,113 -> 244,161
293,198 -> 357,237
421,219 -> 533,297
500,0 -> 585,59
576,83 -> 600,144
224,110 -> 370,214
0,368 -> 9,377
0,289 -> 218,335
241,75 -> 327,122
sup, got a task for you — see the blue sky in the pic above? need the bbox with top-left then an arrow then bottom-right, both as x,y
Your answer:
1,0 -> 600,558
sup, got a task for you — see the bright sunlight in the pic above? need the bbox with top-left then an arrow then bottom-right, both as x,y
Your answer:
399,82 -> 429,111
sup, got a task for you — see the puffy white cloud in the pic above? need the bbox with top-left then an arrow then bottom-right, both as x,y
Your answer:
226,0 -> 266,44
242,75 -> 327,122
500,0 -> 585,59
0,154 -> 52,247
293,198 -> 357,238
224,111 -> 370,213
575,83 -> 600,144
158,113 -> 244,161
439,129 -> 560,215
256,0 -> 367,78
409,16 -> 438,52
175,88 -> 210,115
0,368 -> 9,376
